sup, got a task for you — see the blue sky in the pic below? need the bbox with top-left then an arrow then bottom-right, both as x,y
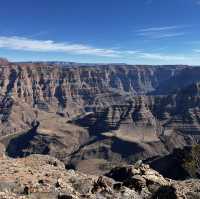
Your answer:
0,0 -> 200,64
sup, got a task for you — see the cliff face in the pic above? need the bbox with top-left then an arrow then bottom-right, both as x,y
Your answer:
0,63 -> 187,110
0,60 -> 200,177
0,63 -> 192,135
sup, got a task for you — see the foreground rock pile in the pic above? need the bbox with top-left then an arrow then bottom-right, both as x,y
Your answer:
0,155 -> 199,199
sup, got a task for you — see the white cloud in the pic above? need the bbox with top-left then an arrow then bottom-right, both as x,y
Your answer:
137,25 -> 186,39
135,52 -> 200,65
0,36 -> 121,58
139,53 -> 186,61
0,36 -> 143,59
194,49 -> 200,53
0,35 -> 199,64
138,26 -> 180,32
123,50 -> 141,55
138,32 -> 185,39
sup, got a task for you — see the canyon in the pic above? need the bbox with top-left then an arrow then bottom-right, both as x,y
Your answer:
0,58 -> 200,179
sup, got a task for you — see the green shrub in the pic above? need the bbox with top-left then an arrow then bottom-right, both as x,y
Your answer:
183,145 -> 200,178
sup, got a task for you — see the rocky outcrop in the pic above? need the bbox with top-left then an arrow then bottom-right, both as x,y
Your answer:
0,154 -> 199,199
0,154 -> 142,199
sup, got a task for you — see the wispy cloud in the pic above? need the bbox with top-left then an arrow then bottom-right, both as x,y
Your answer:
138,25 -> 180,32
0,36 -> 121,57
137,25 -> 186,39
138,32 -> 185,39
194,49 -> 200,53
135,52 -> 200,65
196,0 -> 200,5
0,35 -> 199,64
138,52 -> 186,61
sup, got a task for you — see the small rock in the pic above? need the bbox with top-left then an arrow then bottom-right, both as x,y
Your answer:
106,166 -> 134,181
38,179 -> 44,185
123,175 -> 146,192
113,183 -> 122,190
55,178 -> 66,188
152,185 -> 177,199
23,186 -> 29,195
58,194 -> 74,199
92,176 -> 113,194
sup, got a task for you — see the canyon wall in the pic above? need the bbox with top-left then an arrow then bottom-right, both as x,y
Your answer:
0,60 -> 200,176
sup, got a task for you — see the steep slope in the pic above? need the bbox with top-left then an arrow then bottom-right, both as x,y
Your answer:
151,67 -> 200,95
152,81 -> 200,135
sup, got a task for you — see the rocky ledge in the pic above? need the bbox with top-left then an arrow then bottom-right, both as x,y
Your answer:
0,155 -> 199,199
